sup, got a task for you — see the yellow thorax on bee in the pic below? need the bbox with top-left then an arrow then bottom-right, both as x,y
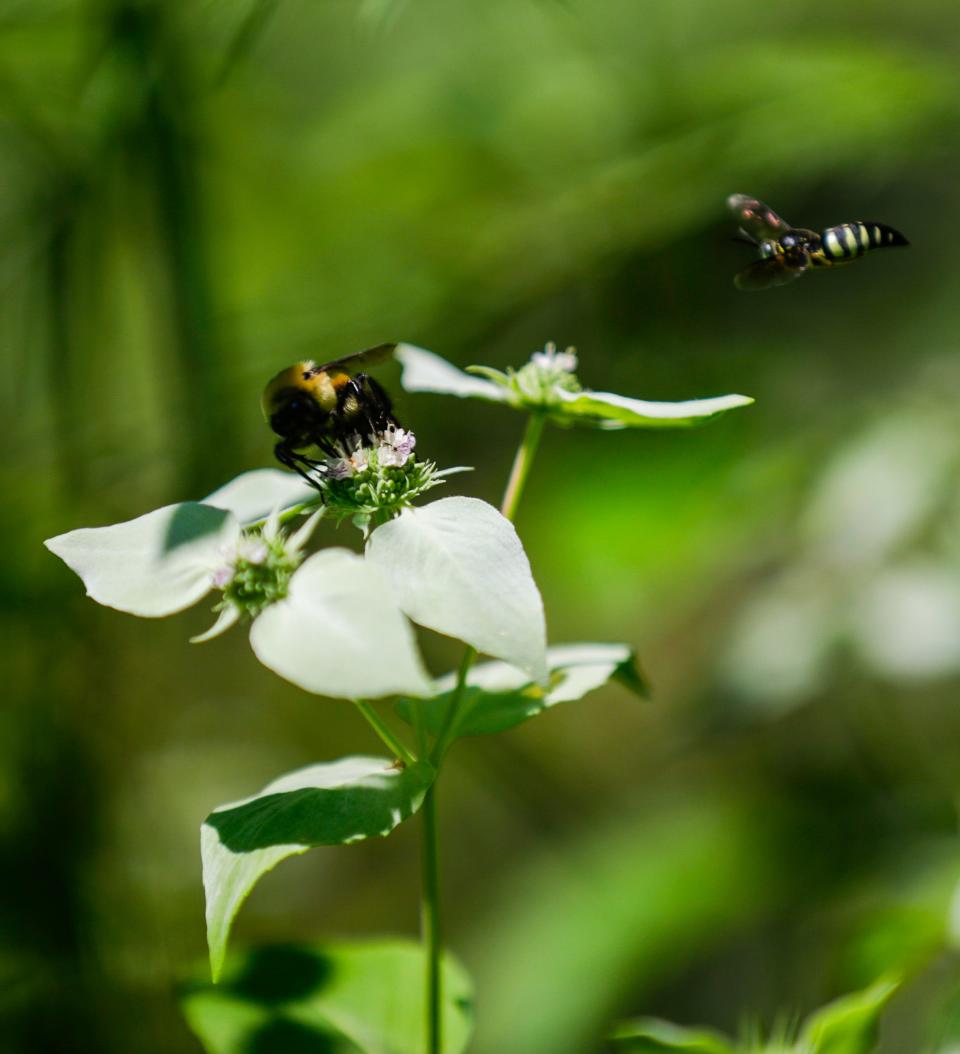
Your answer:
261,361 -> 339,419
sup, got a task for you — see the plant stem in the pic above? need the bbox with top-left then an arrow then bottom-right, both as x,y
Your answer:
246,500 -> 323,533
354,699 -> 417,767
429,646 -> 477,767
420,785 -> 442,1054
500,411 -> 546,522
419,410 -> 548,1054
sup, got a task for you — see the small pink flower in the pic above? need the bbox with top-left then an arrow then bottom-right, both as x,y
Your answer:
211,565 -> 233,589
378,427 -> 416,467
531,342 -> 578,374
327,459 -> 354,480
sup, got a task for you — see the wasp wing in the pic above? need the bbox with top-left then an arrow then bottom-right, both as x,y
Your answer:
316,342 -> 397,376
734,257 -> 806,291
727,194 -> 793,241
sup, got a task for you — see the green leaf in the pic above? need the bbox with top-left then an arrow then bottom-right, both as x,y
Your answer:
396,643 -> 646,738
396,343 -> 510,403
203,469 -> 318,526
554,388 -> 754,429
610,1018 -> 735,1053
202,757 -> 435,981
799,976 -> 900,1054
366,497 -> 547,682
44,502 -> 239,617
250,548 -> 432,700
182,939 -> 473,1054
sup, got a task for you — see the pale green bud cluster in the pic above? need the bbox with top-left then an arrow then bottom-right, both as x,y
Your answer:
214,533 -> 300,619
207,511 -> 322,632
468,342 -> 581,409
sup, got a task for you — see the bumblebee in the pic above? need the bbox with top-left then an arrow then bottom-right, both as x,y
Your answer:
262,343 -> 398,481
728,193 -> 908,290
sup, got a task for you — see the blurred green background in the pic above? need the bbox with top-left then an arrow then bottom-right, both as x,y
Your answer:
7,0 -> 960,1051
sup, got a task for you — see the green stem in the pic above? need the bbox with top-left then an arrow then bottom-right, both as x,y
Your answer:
410,688 -> 430,758
419,410 -> 548,1054
420,785 -> 442,1054
429,647 -> 477,767
354,699 -> 416,767
246,500 -> 323,533
500,411 -> 546,522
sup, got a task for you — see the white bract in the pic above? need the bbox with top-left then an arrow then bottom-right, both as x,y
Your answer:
367,496 -> 548,682
203,468 -> 318,525
250,549 -> 431,698
554,386 -> 755,429
44,471 -> 549,700
45,502 -> 242,618
44,472 -> 433,701
395,343 -> 512,404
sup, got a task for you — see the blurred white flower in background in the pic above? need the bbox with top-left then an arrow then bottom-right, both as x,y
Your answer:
723,399 -> 960,712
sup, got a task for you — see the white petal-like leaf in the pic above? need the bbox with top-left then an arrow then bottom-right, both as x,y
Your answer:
396,642 -> 646,738
202,757 -> 435,980
555,387 -> 754,428
396,343 -> 509,402
191,605 -> 241,644
366,497 -> 547,681
249,548 -> 432,699
44,503 -> 239,617
203,469 -> 318,525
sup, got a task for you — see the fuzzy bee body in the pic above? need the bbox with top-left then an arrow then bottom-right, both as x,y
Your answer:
262,343 -> 398,483
727,195 -> 908,290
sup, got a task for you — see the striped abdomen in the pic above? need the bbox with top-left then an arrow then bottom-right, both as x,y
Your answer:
820,221 -> 909,261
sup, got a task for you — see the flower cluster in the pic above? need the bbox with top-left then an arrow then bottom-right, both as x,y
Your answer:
469,342 -> 583,409
198,509 -> 321,640
308,426 -> 454,533
328,425 -> 417,478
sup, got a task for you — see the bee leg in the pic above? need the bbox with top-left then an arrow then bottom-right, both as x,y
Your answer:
311,434 -> 343,460
274,442 -> 325,489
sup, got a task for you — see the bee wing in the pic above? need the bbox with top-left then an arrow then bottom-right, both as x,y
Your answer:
727,194 -> 793,241
316,342 -> 397,375
734,257 -> 806,291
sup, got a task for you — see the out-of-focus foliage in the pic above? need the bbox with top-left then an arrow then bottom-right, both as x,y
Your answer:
611,975 -> 898,1052
181,940 -> 473,1053
7,0 -> 960,1051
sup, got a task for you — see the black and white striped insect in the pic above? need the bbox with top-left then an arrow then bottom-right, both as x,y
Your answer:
728,194 -> 908,290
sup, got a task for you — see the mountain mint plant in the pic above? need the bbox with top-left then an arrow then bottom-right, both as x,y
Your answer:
45,342 -> 754,1054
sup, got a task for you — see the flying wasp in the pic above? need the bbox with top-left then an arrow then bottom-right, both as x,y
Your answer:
728,194 -> 908,291
262,343 -> 399,483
